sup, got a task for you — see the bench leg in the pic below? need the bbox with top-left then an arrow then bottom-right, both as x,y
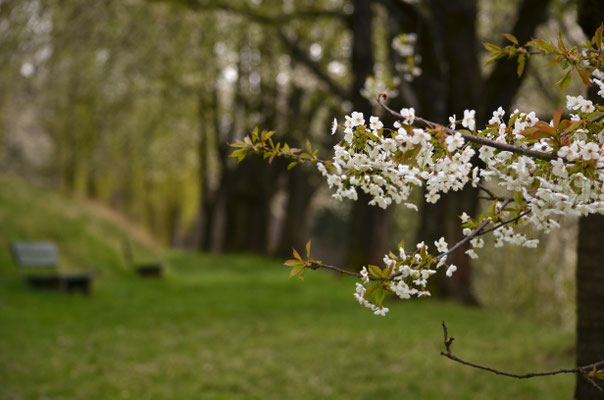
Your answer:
61,279 -> 92,295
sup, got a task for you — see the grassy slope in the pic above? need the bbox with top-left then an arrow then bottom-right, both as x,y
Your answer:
0,177 -> 575,399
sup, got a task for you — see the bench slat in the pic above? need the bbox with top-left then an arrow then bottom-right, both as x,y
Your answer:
12,242 -> 58,267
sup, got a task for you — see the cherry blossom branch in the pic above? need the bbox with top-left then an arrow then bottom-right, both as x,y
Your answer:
305,215 -> 501,282
440,321 -> 604,390
384,218 -> 491,281
478,209 -> 531,236
305,218 -> 487,280
307,261 -> 363,278
437,219 -> 491,261
377,93 -> 559,161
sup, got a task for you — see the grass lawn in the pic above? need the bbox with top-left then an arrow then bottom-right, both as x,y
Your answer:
0,176 -> 576,399
0,252 -> 575,399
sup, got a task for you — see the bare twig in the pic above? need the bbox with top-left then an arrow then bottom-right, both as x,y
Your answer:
440,321 -> 604,390
476,183 -> 500,200
307,261 -> 363,278
277,31 -> 349,101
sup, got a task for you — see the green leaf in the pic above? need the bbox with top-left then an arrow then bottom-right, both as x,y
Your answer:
593,24 -> 603,50
482,42 -> 502,54
292,248 -> 303,262
306,240 -> 311,258
374,289 -> 386,307
284,259 -> 302,267
287,161 -> 297,170
368,265 -> 383,278
503,33 -> 518,45
578,69 -> 592,87
508,113 -> 519,128
364,282 -> 379,300
288,266 -> 304,280
558,32 -> 566,51
516,54 -> 526,77
528,38 -> 554,53
229,148 -> 250,163
514,191 -> 523,206
557,70 -> 572,90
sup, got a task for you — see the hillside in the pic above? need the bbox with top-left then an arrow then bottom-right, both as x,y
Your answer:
0,175 -> 161,280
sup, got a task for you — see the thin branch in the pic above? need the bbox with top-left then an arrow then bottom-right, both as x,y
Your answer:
277,31 -> 349,101
383,218 -> 491,281
438,219 -> 491,260
172,0 -> 350,101
478,210 -> 531,236
591,113 -> 604,124
307,261 -> 363,278
175,0 -> 349,23
377,93 -> 561,162
440,321 -> 604,389
477,183 -> 503,201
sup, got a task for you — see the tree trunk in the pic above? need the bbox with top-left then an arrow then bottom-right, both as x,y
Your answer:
575,215 -> 604,397
344,0 -> 391,268
575,2 -> 604,397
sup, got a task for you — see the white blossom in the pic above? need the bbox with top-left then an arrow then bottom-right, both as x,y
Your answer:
434,237 -> 448,253
446,264 -> 457,277
462,109 -> 476,131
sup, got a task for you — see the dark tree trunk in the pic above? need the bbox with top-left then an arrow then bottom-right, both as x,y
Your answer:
416,0 -> 552,304
575,215 -> 604,397
575,2 -> 604,397
414,0 -> 483,304
274,88 -> 325,258
275,165 -> 316,258
344,0 -> 391,268
483,0 -> 552,119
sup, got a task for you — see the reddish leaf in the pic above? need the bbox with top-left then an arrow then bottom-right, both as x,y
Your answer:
553,106 -> 562,130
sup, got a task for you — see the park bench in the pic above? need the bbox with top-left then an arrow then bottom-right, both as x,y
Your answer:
123,240 -> 163,278
11,241 -> 93,294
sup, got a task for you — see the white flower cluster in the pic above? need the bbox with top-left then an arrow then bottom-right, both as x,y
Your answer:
590,69 -> 604,99
322,67 -> 604,315
354,283 -> 389,316
318,110 -> 477,209
475,105 -> 604,239
392,33 -> 422,81
354,239 -> 454,313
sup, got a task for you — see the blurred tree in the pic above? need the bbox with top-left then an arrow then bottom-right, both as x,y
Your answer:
172,0 -> 558,304
575,1 -> 604,397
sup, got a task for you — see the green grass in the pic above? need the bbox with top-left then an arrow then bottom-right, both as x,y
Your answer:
0,177 -> 576,399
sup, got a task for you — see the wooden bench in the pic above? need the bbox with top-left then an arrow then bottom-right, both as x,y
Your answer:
123,240 -> 163,278
11,242 -> 93,295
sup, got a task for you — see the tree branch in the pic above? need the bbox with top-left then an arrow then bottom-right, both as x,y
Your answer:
377,93 -> 561,161
438,219 -> 491,260
277,30 -> 350,101
172,0 -> 349,23
440,321 -> 604,390
478,210 -> 531,236
307,261 -> 363,278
